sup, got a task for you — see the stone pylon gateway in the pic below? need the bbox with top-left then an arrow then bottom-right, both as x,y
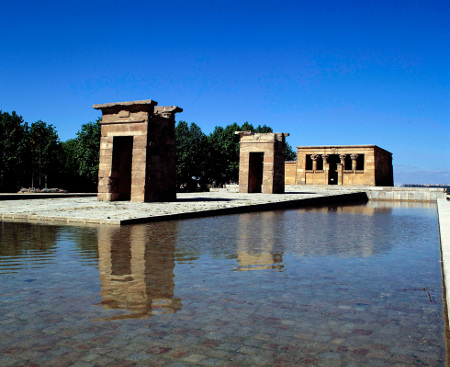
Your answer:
93,99 -> 182,202
236,131 -> 289,194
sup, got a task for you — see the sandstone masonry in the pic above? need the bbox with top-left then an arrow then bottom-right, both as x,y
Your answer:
94,99 -> 182,202
236,131 -> 289,194
286,145 -> 393,186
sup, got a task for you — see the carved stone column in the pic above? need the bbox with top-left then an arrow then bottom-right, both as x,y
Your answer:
351,154 -> 359,171
338,154 -> 346,185
311,154 -> 319,171
322,154 -> 329,185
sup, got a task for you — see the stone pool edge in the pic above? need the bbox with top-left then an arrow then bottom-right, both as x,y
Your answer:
438,199 -> 450,329
119,192 -> 368,225
0,192 -> 368,226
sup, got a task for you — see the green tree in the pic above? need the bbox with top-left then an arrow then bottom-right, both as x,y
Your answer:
75,118 -> 101,187
207,123 -> 241,186
285,142 -> 297,161
255,124 -> 273,133
0,111 -> 29,191
29,120 -> 60,188
60,138 -> 79,175
175,121 -> 210,191
52,138 -> 83,191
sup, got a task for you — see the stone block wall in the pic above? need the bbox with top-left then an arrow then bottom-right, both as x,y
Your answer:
285,161 -> 297,185
374,147 -> 394,186
237,132 -> 289,194
94,100 -> 182,202
289,145 -> 393,187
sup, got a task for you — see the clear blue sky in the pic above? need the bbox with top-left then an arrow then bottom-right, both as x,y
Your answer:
1,0 -> 448,185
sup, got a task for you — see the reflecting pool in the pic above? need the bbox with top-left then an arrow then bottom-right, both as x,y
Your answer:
0,202 -> 446,366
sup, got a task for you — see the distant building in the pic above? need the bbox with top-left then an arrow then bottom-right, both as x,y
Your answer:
286,145 -> 393,186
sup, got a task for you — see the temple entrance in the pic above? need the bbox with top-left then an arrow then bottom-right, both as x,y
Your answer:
248,152 -> 264,193
328,154 -> 339,185
112,136 -> 133,200
236,132 -> 288,194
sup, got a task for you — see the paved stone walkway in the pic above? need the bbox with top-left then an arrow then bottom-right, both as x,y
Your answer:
0,189 -> 363,225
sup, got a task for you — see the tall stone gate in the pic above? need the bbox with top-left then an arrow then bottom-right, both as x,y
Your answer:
94,99 -> 182,202
236,131 -> 289,194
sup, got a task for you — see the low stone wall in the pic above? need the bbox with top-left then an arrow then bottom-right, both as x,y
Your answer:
285,185 -> 447,202
365,187 -> 447,202
211,185 -> 447,202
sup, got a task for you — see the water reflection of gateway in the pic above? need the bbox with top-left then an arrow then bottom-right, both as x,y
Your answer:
96,225 -> 181,321
237,211 -> 285,271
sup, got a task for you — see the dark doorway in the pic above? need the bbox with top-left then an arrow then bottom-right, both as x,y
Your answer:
112,136 -> 133,200
356,154 -> 365,170
248,152 -> 264,193
305,155 -> 313,170
111,238 -> 132,277
344,155 -> 352,170
328,154 -> 340,185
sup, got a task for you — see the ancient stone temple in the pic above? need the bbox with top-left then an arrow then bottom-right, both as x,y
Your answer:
236,131 -> 289,194
285,145 -> 393,186
94,99 -> 182,202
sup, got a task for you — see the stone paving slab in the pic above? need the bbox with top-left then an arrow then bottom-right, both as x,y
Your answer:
0,193 -> 96,200
0,189 -> 366,226
437,199 -> 450,328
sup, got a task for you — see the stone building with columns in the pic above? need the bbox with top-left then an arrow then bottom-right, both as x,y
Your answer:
285,145 -> 393,186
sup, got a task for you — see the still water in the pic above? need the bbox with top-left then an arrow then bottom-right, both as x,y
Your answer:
0,202 -> 445,366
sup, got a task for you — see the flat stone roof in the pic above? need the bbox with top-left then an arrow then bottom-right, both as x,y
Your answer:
93,99 -> 157,110
295,145 -> 392,154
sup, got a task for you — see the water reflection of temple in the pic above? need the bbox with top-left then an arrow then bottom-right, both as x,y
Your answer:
302,203 -> 391,216
236,211 -> 285,271
96,225 -> 181,321
291,203 -> 395,257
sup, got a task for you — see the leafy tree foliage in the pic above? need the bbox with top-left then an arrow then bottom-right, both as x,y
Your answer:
29,120 -> 60,188
60,138 -> 79,175
175,121 -> 210,191
207,123 -> 241,187
55,138 -> 90,192
0,110 -> 102,192
0,111 -> 29,191
75,118 -> 101,187
285,143 -> 297,161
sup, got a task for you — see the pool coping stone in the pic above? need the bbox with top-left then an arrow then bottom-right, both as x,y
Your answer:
437,199 -> 450,329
